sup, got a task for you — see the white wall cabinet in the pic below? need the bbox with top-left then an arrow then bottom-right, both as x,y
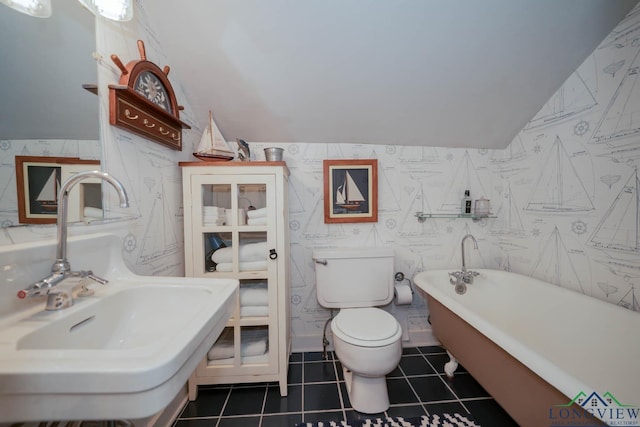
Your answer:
180,162 -> 291,398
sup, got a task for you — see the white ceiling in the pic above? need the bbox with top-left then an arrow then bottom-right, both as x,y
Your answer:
2,1 -> 636,148
144,0 -> 638,149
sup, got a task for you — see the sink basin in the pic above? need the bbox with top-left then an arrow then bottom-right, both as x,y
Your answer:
0,233 -> 238,422
17,285 -> 217,351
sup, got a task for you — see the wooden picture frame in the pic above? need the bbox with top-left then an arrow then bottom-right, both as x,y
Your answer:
15,156 -> 101,224
323,159 -> 378,223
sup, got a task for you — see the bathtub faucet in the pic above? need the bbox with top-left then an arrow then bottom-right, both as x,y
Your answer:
449,234 -> 479,291
16,171 -> 129,310
461,234 -> 478,273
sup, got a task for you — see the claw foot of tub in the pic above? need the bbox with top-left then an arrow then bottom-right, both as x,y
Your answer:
444,350 -> 458,378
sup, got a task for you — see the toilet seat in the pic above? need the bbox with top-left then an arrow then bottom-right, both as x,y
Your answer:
332,307 -> 401,347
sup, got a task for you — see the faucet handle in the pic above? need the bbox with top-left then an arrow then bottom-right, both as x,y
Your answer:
71,270 -> 108,298
84,271 -> 108,285
17,288 -> 38,299
461,270 -> 480,284
70,270 -> 108,285
449,271 -> 463,285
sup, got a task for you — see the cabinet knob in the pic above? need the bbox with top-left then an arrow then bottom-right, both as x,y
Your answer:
269,249 -> 278,260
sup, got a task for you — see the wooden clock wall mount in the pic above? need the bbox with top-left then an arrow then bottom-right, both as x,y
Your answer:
109,40 -> 191,150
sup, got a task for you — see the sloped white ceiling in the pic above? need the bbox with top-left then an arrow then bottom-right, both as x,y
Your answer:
144,0 -> 637,149
2,0 -> 636,147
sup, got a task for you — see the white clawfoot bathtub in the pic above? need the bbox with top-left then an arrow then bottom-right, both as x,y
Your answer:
414,269 -> 640,427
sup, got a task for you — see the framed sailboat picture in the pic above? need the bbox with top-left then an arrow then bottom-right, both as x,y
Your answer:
15,156 -> 101,224
323,159 -> 378,223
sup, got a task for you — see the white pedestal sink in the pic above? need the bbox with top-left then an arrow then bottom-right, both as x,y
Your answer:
0,233 -> 237,422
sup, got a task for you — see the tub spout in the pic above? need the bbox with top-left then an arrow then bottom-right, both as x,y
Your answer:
449,234 -> 479,289
461,234 -> 478,272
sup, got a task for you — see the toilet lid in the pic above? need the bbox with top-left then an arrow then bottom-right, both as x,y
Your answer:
332,308 -> 401,347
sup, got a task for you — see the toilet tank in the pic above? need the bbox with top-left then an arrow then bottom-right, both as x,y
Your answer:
313,247 -> 394,308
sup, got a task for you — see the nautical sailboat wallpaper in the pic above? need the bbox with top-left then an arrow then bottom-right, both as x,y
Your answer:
271,2 -> 640,343
1,2 -> 639,348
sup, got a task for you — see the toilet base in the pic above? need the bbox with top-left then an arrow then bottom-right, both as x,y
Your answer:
342,366 -> 390,414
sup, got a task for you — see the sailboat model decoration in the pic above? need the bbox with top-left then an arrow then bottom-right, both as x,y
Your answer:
323,159 -> 378,224
193,111 -> 235,161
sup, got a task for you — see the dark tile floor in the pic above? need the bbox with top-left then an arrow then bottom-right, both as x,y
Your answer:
172,346 -> 518,426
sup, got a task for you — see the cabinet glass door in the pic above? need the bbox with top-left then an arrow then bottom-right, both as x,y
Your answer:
191,174 -> 276,276
190,173 -> 278,371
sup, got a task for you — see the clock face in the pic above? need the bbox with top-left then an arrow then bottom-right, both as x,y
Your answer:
134,70 -> 173,113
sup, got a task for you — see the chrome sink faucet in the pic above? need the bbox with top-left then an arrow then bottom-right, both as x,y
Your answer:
449,234 -> 479,294
17,171 -> 129,310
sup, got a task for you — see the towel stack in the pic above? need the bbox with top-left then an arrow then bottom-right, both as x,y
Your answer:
239,281 -> 268,317
203,206 -> 226,226
207,327 -> 269,364
247,207 -> 267,226
211,241 -> 268,272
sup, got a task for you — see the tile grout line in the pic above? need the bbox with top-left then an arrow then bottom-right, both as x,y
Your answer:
300,352 -> 306,422
173,349 -> 513,425
396,360 -> 429,416
330,351 -> 349,421
213,386 -> 232,427
257,384 -> 269,427
419,350 -> 472,415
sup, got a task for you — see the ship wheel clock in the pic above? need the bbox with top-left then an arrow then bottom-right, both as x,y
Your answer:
108,40 -> 190,150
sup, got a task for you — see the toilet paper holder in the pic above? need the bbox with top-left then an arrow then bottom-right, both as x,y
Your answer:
394,271 -> 413,294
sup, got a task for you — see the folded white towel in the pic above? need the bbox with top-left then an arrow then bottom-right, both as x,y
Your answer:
240,329 -> 269,357
203,218 -> 226,226
215,260 -> 268,272
240,286 -> 268,306
203,213 -> 225,219
240,306 -> 269,317
211,241 -> 268,264
247,217 -> 267,226
247,207 -> 267,219
211,247 -> 232,263
203,206 -> 226,214
206,328 -> 234,360
207,328 -> 268,361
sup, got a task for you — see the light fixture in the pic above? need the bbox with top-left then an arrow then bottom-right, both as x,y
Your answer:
1,0 -> 133,21
77,0 -> 133,22
0,0 -> 52,17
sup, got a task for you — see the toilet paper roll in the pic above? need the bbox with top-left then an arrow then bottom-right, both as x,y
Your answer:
394,283 -> 413,305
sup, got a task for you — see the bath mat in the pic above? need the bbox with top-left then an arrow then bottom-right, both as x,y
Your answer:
295,413 -> 480,427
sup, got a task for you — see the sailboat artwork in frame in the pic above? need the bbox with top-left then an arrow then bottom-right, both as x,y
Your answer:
323,159 -> 378,223
15,156 -> 101,224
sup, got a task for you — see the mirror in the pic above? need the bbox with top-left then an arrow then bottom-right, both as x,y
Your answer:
0,0 -> 99,227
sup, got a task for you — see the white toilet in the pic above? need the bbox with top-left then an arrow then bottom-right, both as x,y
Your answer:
313,247 -> 402,414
